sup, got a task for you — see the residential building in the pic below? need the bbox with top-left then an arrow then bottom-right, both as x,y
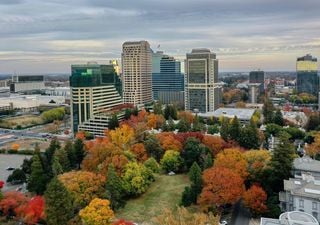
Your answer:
249,70 -> 265,94
185,48 -> 220,113
122,41 -> 153,107
152,51 -> 184,107
10,75 -> 45,93
296,54 -> 318,96
70,62 -> 123,136
260,211 -> 318,225
293,156 -> 320,180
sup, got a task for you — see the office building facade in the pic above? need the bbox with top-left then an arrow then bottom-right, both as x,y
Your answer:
10,75 -> 45,93
185,48 -> 219,113
70,63 -> 123,136
249,70 -> 265,94
296,54 -> 318,96
122,41 -> 153,106
152,51 -> 184,107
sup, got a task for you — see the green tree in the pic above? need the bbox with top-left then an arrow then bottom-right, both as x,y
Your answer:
144,157 -> 160,173
229,116 -> 240,142
274,109 -> 284,126
238,121 -> 260,149
144,134 -> 164,162
45,138 -> 60,165
105,164 -> 125,210
192,115 -> 205,132
7,168 -> 26,184
176,119 -> 191,132
220,117 -> 230,141
263,98 -> 275,124
73,138 -> 85,169
55,148 -> 70,172
153,102 -> 163,115
27,154 -> 48,194
124,108 -> 132,120
181,162 -> 202,206
52,155 -> 63,176
64,140 -> 76,169
207,124 -> 219,135
164,105 -> 177,120
108,114 -> 119,130
44,177 -> 74,225
160,150 -> 183,173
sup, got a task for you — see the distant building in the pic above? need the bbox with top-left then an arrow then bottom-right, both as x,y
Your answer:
260,211 -> 318,225
248,83 -> 260,104
122,41 -> 153,107
10,75 -> 45,93
197,107 -> 255,123
296,54 -> 318,96
293,156 -> 320,180
152,51 -> 184,107
70,62 -> 123,136
185,48 -> 220,113
249,70 -> 265,94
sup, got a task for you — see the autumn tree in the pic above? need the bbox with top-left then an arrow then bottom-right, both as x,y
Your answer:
108,124 -> 135,151
79,198 -> 114,225
15,196 -> 45,225
214,148 -> 248,179
157,132 -> 182,152
59,171 -> 106,208
160,150 -> 183,173
147,113 -> 165,129
112,219 -> 135,225
305,133 -> 320,158
243,150 -> 271,183
202,135 -> 227,156
243,185 -> 268,216
144,157 -> 160,173
144,134 -> 164,161
0,191 -> 29,218
105,164 -> 126,210
198,167 -> 244,210
130,143 -> 148,162
45,178 -> 74,225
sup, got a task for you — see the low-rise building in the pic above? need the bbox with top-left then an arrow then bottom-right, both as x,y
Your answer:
198,107 -> 255,123
261,211 -> 318,225
293,157 -> 320,180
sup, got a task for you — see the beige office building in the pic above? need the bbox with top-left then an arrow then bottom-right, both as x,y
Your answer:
122,41 -> 153,106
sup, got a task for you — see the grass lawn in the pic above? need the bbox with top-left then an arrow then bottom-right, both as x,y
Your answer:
0,115 -> 44,129
116,174 -> 190,223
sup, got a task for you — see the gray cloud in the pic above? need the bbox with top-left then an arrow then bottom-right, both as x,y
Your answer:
0,0 -> 319,73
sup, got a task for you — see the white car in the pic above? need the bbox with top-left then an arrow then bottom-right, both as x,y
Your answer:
219,221 -> 228,225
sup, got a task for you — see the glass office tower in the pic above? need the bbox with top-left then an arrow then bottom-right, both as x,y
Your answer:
249,70 -> 265,94
296,54 -> 318,96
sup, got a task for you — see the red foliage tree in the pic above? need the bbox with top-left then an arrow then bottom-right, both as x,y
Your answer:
130,143 -> 148,162
16,196 -> 45,225
0,191 -> 29,216
243,184 -> 268,216
198,167 -> 244,210
202,135 -> 229,156
175,132 -> 204,145
112,219 -> 135,225
0,180 -> 4,189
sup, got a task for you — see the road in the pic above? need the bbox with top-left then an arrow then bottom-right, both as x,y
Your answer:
230,201 -> 251,225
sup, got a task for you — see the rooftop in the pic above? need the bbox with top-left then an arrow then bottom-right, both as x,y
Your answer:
293,156 -> 320,173
283,175 -> 320,199
198,108 -> 255,121
261,211 -> 319,225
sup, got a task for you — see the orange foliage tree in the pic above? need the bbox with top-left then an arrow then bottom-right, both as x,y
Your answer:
243,185 -> 268,216
112,219 -> 135,225
178,111 -> 194,124
305,133 -> 320,158
157,132 -> 182,152
0,191 -> 29,216
214,148 -> 248,179
130,143 -> 148,162
243,150 -> 271,182
175,132 -> 204,145
198,167 -> 244,210
11,143 -> 20,151
76,130 -> 86,140
147,113 -> 165,129
59,171 -> 106,208
202,135 -> 228,156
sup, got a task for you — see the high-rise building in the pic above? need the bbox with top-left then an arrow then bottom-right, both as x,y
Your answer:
122,41 -> 153,106
70,62 -> 123,136
296,54 -> 318,96
185,48 -> 219,113
248,83 -> 260,104
152,51 -> 184,107
249,70 -> 265,94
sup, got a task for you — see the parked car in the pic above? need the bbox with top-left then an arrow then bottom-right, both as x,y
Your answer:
6,167 -> 15,171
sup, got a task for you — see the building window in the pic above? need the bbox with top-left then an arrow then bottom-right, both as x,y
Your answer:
313,202 -> 317,210
313,212 -> 318,219
299,199 -> 304,208
289,195 -> 293,202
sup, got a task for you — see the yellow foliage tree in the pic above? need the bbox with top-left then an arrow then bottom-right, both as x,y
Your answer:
305,133 -> 320,158
79,198 -> 114,225
108,124 -> 135,151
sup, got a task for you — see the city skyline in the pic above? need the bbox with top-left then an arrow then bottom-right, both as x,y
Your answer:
0,0 -> 320,73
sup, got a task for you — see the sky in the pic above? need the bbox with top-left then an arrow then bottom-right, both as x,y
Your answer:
0,0 -> 319,74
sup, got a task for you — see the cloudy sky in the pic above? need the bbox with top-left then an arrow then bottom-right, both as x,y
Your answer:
0,0 -> 319,74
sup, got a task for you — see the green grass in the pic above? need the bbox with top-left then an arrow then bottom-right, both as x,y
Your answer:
116,174 -> 190,223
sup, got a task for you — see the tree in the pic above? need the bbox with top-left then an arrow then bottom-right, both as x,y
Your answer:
267,131 -> 295,193
243,185 -> 268,216
274,109 -> 284,126
108,114 -> 119,130
11,143 -> 20,151
45,138 -> 60,165
44,178 -> 74,225
144,157 -> 160,173
144,134 -> 164,161
238,121 -> 260,149
176,118 -> 191,132
52,155 -> 63,176
122,162 -> 154,196
243,150 -> 271,183
73,138 -> 85,169
198,167 -> 244,210
229,116 -> 240,142
105,164 -> 126,210
152,207 -> 219,225
27,154 -> 48,194
207,124 -> 220,135
160,150 -> 183,173
220,117 -> 230,141
0,191 -> 29,217
147,113 -> 165,129
7,168 -> 26,184
108,124 -> 135,151
130,143 -> 148,162
157,132 -> 182,152
54,147 -> 70,172
305,133 -> 320,158
214,148 -> 248,179
181,162 -> 202,206
153,102 -> 163,115
16,196 -> 45,225
202,135 -> 227,156
59,171 -> 106,208
79,198 -> 114,225
306,112 -> 320,131
112,219 -> 135,225
263,98 -> 275,124
64,140 -> 76,169
164,105 -> 177,120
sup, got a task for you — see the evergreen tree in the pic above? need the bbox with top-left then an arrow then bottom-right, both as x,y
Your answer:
52,155 -> 63,176
269,131 -> 295,192
220,117 -> 230,141
105,164 -> 126,210
176,118 -> 191,132
192,115 -> 205,132
274,109 -> 284,126
108,114 -> 119,130
168,118 -> 176,131
144,134 -> 164,162
124,108 -> 132,120
153,102 -> 163,115
229,116 -> 240,142
55,148 -> 70,172
181,162 -> 202,206
132,107 -> 139,116
263,98 -> 275,124
45,177 -> 74,225
64,140 -> 76,169
164,105 -> 177,120
238,120 -> 260,149
73,138 -> 85,169
27,154 -> 48,194
45,138 -> 60,164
